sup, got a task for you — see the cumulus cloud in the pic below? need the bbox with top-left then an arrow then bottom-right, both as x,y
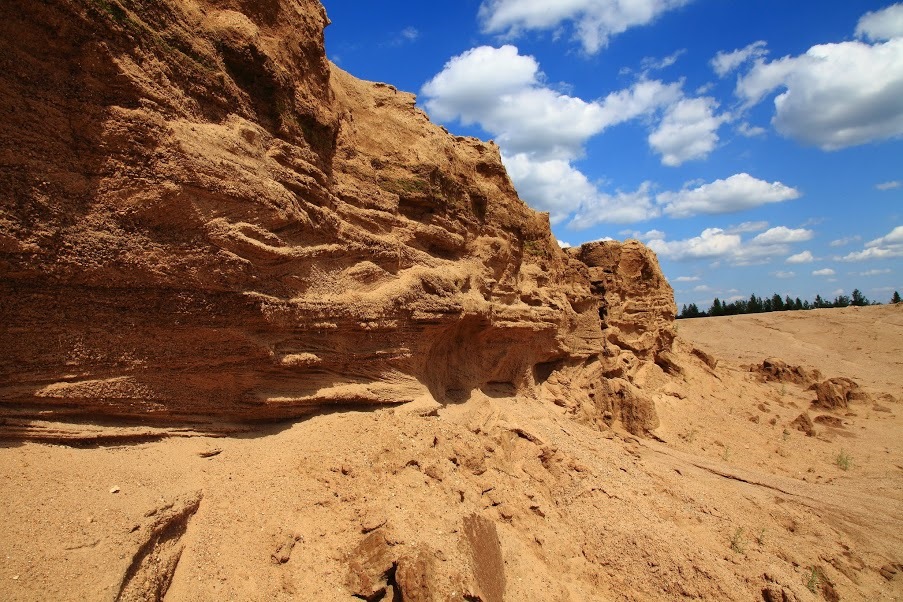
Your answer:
773,271 -> 796,279
813,268 -> 836,276
673,276 -> 701,282
504,154 -> 662,226
735,9 -> 903,150
841,225 -> 903,261
422,45 -> 730,223
421,46 -> 689,162
478,0 -> 692,54
876,180 -> 901,190
711,40 -> 768,77
855,4 -> 903,42
648,97 -> 728,165
646,228 -> 741,261
655,173 -> 800,218
422,46 -> 616,160
858,268 -> 891,276
645,225 -> 808,264
567,180 -> 660,228
502,154 -> 599,224
786,250 -> 814,264
751,226 -> 813,245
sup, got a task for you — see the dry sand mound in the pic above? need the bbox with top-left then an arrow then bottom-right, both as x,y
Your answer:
1,305 -> 901,601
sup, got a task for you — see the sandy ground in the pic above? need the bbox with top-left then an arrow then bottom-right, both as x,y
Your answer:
1,305 -> 901,601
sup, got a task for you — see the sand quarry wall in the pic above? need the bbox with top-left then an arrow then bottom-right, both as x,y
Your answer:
0,0 -> 675,435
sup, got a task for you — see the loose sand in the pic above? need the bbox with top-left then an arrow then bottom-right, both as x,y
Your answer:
1,305 -> 901,601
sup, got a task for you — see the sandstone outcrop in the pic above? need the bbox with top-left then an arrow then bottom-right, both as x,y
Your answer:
0,0 -> 673,437
569,240 -> 676,362
811,377 -> 869,410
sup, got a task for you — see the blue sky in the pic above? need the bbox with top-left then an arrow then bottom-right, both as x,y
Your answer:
322,0 -> 903,308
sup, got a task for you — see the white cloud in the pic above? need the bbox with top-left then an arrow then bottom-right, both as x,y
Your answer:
726,221 -> 769,234
621,228 -> 667,241
640,49 -> 686,72
646,225 -> 807,265
557,239 -> 572,248
656,173 -> 800,218
504,154 -> 661,226
422,45 -> 728,224
674,276 -> 701,282
841,225 -> 903,261
751,226 -> 813,245
421,45 -> 539,121
502,154 -> 598,224
421,46 -> 689,163
693,284 -> 712,292
855,4 -> 903,42
773,270 -> 796,279
401,27 -> 419,41
813,268 -> 836,276
595,78 -> 685,129
478,0 -> 693,54
830,288 -> 846,296
648,97 -> 728,165
830,235 -> 862,247
568,180 -> 660,228
737,122 -> 766,137
736,26 -> 903,150
858,268 -> 891,276
422,45 -> 617,160
786,250 -> 815,264
876,180 -> 901,190
711,40 -> 768,77
646,228 -> 741,261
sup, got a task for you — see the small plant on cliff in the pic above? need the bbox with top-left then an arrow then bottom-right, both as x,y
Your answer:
730,527 -> 745,553
523,240 -> 550,259
806,567 -> 821,593
835,449 -> 852,471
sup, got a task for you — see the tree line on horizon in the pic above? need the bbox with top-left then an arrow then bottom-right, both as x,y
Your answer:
678,289 -> 902,319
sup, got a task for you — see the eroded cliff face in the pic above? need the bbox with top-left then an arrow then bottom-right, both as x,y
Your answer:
0,0 -> 672,436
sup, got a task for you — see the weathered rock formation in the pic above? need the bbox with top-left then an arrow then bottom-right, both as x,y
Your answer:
0,0 -> 674,436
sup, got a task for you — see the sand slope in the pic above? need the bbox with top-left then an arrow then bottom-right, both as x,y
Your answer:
1,307 -> 900,601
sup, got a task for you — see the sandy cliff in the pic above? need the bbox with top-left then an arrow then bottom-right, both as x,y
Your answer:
0,0 -> 670,435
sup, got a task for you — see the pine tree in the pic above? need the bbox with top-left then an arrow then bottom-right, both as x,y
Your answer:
893,291 -> 902,304
851,289 -> 869,306
771,293 -> 783,311
710,298 -> 724,316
